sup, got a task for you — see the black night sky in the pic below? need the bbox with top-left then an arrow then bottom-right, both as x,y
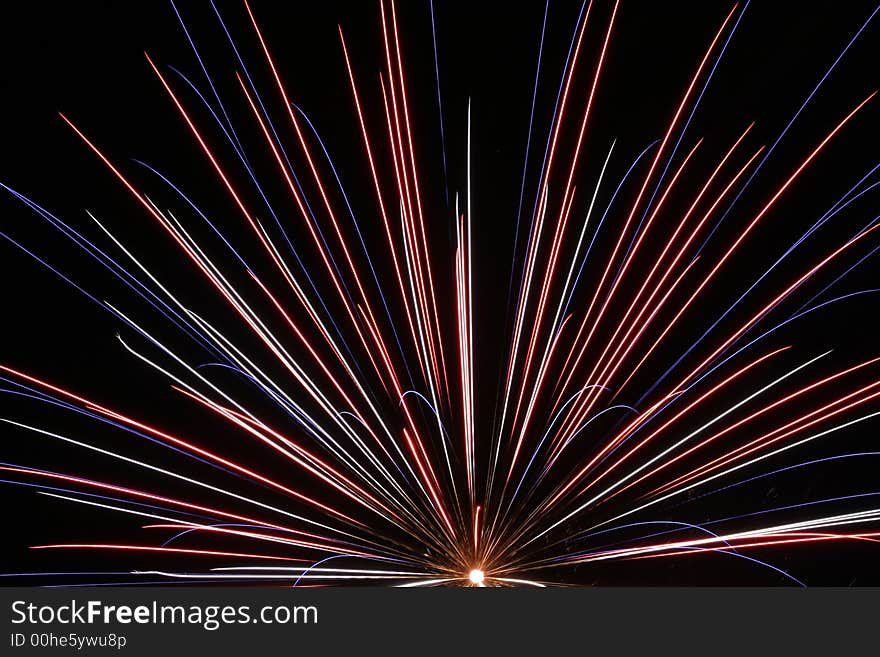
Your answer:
1,1 -> 880,586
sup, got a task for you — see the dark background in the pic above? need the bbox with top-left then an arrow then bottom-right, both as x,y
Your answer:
0,0 -> 879,585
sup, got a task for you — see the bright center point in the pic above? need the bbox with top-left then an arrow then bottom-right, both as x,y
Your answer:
468,569 -> 485,585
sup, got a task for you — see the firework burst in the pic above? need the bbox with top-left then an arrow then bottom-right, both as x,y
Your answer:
2,0 -> 880,586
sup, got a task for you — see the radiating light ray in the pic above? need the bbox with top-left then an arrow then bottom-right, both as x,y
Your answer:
548,5 -> 742,428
